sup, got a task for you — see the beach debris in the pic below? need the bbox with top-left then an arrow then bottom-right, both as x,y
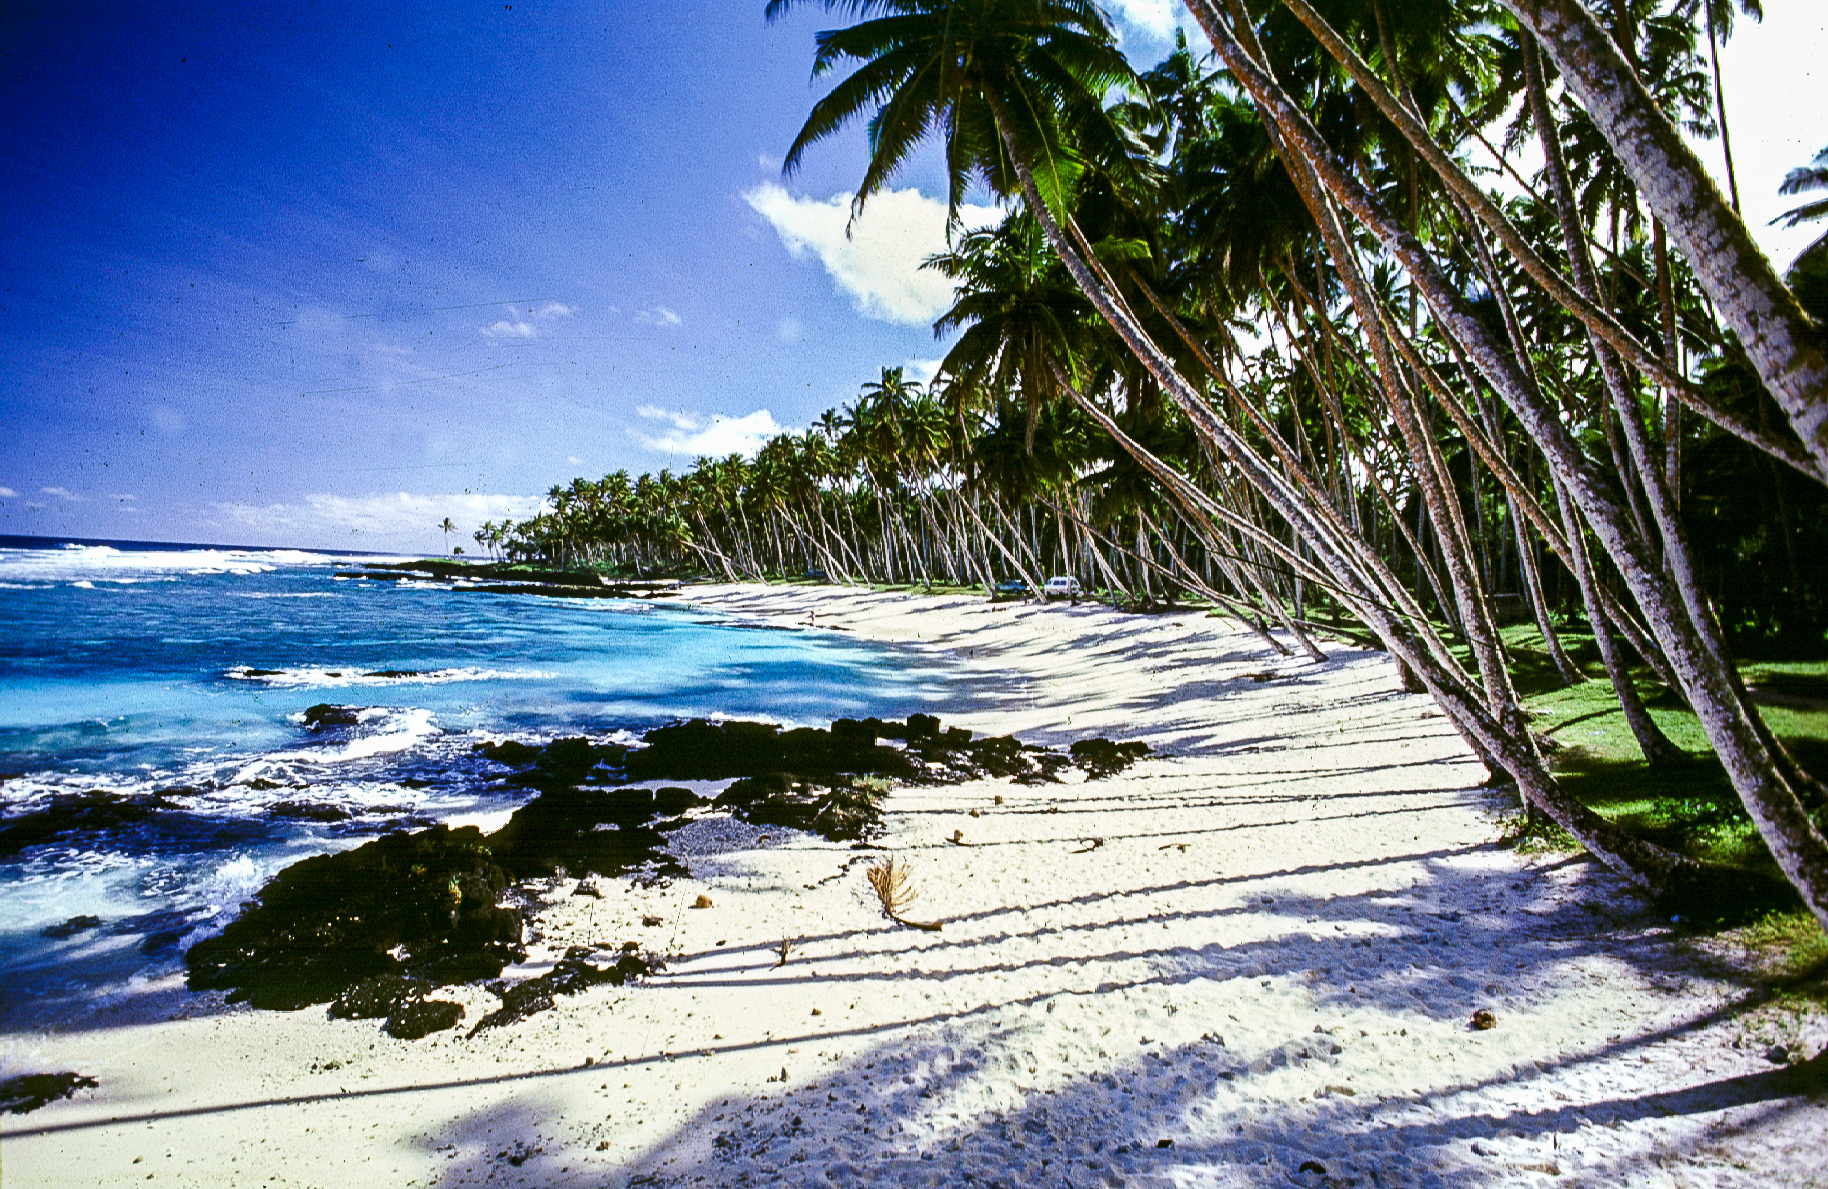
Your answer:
865,856 -> 944,931
968,808 -> 982,818
692,894 -> 713,908
1471,1009 -> 1497,1031
774,938 -> 793,967
573,877 -> 604,898
1071,837 -> 1104,853
947,829 -> 968,845
0,1072 -> 98,1115
641,915 -> 663,927
994,794 -> 1004,804
1158,843 -> 1189,852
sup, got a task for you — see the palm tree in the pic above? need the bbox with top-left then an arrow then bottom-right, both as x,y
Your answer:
439,517 -> 457,555
1499,0 -> 1828,483
1774,144 -> 1828,262
768,0 -> 1143,226
772,0 -> 1828,917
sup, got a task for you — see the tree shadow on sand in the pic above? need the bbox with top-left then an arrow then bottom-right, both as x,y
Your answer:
388,855 -> 1825,1188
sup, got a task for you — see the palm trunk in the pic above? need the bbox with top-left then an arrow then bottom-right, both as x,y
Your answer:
1502,0 -> 1828,482
1189,0 -> 1828,927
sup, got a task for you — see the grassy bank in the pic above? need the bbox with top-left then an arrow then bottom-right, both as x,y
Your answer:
1498,623 -> 1828,987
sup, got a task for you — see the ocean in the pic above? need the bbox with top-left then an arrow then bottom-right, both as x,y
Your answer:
0,537 -> 967,1028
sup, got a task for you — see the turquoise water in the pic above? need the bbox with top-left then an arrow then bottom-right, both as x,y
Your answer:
0,537 -> 966,1022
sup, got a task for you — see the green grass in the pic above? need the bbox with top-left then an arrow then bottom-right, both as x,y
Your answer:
1488,621 -> 1828,976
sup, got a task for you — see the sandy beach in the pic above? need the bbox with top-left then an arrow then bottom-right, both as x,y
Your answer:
4,582 -> 1824,1187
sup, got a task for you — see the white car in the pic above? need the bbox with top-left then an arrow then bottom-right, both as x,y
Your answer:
1042,576 -> 1082,601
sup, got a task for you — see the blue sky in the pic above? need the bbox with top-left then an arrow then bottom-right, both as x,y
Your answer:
1,1 -> 1821,553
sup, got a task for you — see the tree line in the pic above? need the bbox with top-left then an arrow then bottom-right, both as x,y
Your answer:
480,0 -> 1828,929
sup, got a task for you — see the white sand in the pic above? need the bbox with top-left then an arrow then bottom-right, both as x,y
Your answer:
5,583 -> 1823,1187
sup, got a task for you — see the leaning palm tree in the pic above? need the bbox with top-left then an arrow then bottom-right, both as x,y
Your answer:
770,0 -> 1828,924
1498,0 -> 1828,483
439,517 -> 457,555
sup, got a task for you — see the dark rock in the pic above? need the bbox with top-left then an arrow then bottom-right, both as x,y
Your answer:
1069,738 -> 1152,779
139,929 -> 186,954
302,704 -> 363,729
329,975 -> 429,1020
362,670 -> 424,679
240,668 -> 284,678
185,824 -> 524,1010
715,774 -> 883,841
483,786 -> 687,880
0,790 -> 184,857
0,1072 -> 98,1115
528,737 -> 611,785
476,739 -> 541,767
270,800 -> 352,822
482,736 -> 628,793
386,998 -> 464,1039
653,787 -> 703,815
468,946 -> 658,1036
41,914 -> 103,939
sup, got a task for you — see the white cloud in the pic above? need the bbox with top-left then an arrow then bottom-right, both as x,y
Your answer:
904,357 -> 945,387
219,492 -> 546,545
566,455 -> 584,465
633,407 -> 784,458
636,405 -> 698,430
636,306 -> 683,327
777,316 -> 803,342
1107,0 -> 1181,40
481,316 -> 537,340
39,486 -> 83,501
480,301 -> 574,341
0,486 -> 16,498
744,182 -> 1001,326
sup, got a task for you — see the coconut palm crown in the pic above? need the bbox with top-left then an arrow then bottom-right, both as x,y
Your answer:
765,0 -> 1148,226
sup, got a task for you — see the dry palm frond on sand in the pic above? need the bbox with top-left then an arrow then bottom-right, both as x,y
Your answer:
865,857 -> 944,931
